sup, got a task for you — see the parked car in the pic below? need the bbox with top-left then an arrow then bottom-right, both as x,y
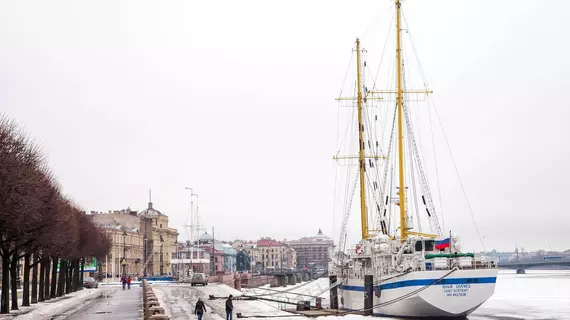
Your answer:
190,273 -> 208,286
83,276 -> 99,288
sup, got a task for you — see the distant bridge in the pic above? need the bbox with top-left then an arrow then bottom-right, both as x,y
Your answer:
498,259 -> 570,269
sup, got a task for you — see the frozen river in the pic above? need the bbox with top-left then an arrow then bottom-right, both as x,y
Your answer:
153,270 -> 570,320
469,269 -> 570,320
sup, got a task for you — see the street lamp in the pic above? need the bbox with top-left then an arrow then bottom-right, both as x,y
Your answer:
143,235 -> 148,278
159,233 -> 164,275
122,229 -> 127,275
174,239 -> 178,279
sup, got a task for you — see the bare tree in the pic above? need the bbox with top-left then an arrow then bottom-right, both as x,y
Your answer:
0,114 -> 109,314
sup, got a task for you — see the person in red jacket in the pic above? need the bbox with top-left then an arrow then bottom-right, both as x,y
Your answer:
127,276 -> 132,290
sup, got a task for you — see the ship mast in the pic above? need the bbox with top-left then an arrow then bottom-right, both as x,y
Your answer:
336,0 -> 440,245
395,0 -> 408,241
355,38 -> 369,240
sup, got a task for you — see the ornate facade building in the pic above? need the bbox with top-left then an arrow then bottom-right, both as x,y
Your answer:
91,195 -> 178,278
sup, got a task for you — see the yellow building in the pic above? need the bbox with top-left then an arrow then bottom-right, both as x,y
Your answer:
138,200 -> 178,276
91,197 -> 178,279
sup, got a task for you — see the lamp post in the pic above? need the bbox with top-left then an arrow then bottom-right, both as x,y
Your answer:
143,235 -> 148,278
159,234 -> 164,275
174,239 -> 179,280
122,229 -> 127,275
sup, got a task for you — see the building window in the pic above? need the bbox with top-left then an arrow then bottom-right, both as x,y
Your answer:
160,224 -> 162,228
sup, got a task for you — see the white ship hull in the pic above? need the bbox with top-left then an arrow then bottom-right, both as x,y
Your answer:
339,268 -> 498,318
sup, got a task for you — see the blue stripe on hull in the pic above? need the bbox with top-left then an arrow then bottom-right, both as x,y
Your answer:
341,277 -> 496,291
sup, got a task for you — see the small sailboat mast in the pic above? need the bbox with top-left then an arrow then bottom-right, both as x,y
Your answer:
395,0 -> 408,241
355,38 -> 369,241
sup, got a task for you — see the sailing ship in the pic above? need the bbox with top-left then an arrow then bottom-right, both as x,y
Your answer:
330,0 -> 498,317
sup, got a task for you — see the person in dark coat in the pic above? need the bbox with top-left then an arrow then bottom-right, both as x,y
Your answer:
194,297 -> 207,320
225,295 -> 234,320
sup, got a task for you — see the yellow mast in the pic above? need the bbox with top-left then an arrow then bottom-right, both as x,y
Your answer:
356,38 -> 369,240
395,0 -> 408,240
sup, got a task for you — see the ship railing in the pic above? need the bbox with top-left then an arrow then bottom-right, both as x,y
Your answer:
422,256 -> 498,271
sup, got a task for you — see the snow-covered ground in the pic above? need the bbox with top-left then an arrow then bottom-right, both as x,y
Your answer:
0,288 -> 107,319
154,271 -> 570,320
152,283 -> 293,320
151,279 -> 333,320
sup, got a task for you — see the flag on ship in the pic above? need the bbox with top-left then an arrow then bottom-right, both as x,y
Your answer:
435,238 -> 451,250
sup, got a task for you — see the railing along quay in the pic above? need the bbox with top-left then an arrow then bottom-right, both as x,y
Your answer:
142,279 -> 169,320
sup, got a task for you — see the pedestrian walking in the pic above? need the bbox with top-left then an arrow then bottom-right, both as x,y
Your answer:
127,275 -> 132,289
194,297 -> 207,320
225,295 -> 234,320
120,274 -> 127,290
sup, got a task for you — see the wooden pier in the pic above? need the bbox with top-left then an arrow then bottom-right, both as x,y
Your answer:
284,309 -> 364,317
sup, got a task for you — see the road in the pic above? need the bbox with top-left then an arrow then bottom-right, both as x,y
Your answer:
60,286 -> 142,320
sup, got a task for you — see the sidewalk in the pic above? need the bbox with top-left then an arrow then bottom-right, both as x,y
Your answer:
0,288 -> 104,320
64,286 -> 142,319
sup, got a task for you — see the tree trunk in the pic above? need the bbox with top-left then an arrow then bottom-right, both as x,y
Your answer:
71,260 -> 77,291
66,260 -> 72,294
57,259 -> 65,297
74,259 -> 81,291
10,252 -> 19,311
22,253 -> 31,306
49,258 -> 57,299
44,258 -> 51,300
1,254 -> 10,314
31,254 -> 38,304
79,258 -> 85,290
38,258 -> 45,302
45,258 -> 52,300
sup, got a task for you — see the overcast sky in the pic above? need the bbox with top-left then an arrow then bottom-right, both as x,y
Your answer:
1,0 -> 569,252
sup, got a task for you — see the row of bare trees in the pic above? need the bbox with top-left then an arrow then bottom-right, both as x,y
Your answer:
0,115 -> 110,314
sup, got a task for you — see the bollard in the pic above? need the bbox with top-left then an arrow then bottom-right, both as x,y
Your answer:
144,282 -> 169,320
329,275 -> 338,310
364,275 -> 373,316
149,306 -> 165,315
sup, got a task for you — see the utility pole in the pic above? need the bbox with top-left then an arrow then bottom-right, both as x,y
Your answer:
185,187 -> 198,275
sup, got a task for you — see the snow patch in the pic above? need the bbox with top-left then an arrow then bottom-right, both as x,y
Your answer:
0,288 -> 104,320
